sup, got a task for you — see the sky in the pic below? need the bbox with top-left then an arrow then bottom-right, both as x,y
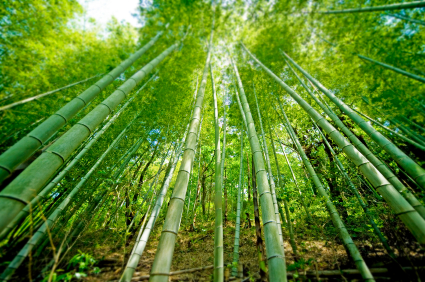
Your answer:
78,0 -> 142,28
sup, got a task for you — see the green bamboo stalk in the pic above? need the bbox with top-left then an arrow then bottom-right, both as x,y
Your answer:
398,116 -> 425,134
233,82 -> 248,131
41,191 -> 107,279
0,32 -> 163,184
278,130 -> 313,221
311,118 -> 396,259
277,101 -> 375,281
357,54 -> 425,83
149,20 -> 214,282
0,42 -> 179,235
125,144 -> 172,233
353,109 -> 425,151
120,136 -> 184,282
314,32 -> 425,87
211,64 -> 224,282
242,44 -> 425,244
388,14 -> 425,26
0,79 -> 155,241
282,58 -> 425,219
253,84 -> 285,249
231,123 -> 244,277
0,121 -> 131,281
221,90 -> 227,224
186,118 -> 203,222
229,56 -> 287,282
183,77 -> 200,220
320,1 -> 425,14
269,128 -> 299,259
0,74 -> 102,112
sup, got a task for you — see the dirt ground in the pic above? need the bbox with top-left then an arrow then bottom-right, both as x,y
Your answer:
73,218 -> 421,282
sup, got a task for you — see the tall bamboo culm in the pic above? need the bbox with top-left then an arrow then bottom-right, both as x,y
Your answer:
231,123 -> 244,276
253,85 -> 285,250
277,101 -> 375,281
269,128 -> 299,259
280,51 -> 425,194
120,131 -> 185,282
353,109 -> 425,151
0,31 -> 163,184
277,129 -> 312,222
211,64 -> 224,282
281,57 -> 425,220
242,44 -> 425,243
230,56 -> 287,282
149,18 -> 214,282
0,118 -> 133,281
320,1 -> 425,14
311,118 -> 396,259
0,78 -> 155,242
0,42 -> 180,235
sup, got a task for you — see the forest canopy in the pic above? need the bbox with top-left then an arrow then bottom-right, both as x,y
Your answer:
0,0 -> 425,281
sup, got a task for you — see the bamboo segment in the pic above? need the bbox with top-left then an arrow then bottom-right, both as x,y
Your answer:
0,42 -> 178,235
211,64 -> 224,282
120,135 -> 185,282
149,21 -> 214,282
253,85 -> 285,250
233,83 -> 248,131
277,102 -> 375,281
231,123 -> 244,277
0,74 -> 102,111
280,50 -> 425,192
353,109 -> 425,151
281,57 -> 425,219
269,129 -> 298,259
0,121 -> 131,281
388,14 -> 425,26
320,1 -> 425,14
357,54 -> 425,84
242,44 -> 425,245
279,135 -> 312,221
126,144 -> 172,233
0,78 -> 155,242
311,118 -> 396,259
0,32 -> 163,184
221,90 -> 227,224
230,56 -> 287,282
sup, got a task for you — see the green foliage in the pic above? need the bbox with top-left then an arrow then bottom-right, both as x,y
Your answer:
1,0 -> 425,280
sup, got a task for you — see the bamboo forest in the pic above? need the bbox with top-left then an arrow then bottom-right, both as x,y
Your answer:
1,0 -> 425,281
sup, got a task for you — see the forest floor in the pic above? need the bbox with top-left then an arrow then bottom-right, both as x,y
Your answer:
65,216 -> 425,282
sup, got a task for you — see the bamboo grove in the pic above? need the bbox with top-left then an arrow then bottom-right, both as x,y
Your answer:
1,0 -> 425,281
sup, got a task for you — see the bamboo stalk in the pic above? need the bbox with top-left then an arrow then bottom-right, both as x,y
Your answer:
311,118 -> 397,259
253,84 -> 285,251
0,31 -> 163,184
261,48 -> 425,237
231,123 -> 244,277
229,56 -> 287,282
0,121 -> 132,281
276,100 -> 375,281
269,128 -> 299,259
149,18 -> 214,282
0,74 -> 102,112
0,42 -> 179,235
320,1 -> 425,14
281,56 -> 425,219
353,109 -> 425,151
0,78 -> 155,241
211,63 -> 224,282
388,14 -> 425,26
120,133 -> 185,281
